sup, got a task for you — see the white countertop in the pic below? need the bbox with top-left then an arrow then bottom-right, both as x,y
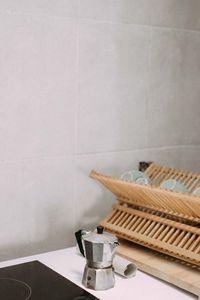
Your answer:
0,247 -> 197,300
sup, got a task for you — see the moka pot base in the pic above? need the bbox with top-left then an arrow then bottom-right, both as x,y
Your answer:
82,264 -> 115,291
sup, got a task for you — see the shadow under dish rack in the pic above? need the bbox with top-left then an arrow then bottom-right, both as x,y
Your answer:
90,163 -> 200,267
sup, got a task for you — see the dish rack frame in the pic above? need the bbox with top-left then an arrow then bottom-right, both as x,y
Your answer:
90,163 -> 200,267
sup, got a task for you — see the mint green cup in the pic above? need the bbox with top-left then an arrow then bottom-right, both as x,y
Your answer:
120,170 -> 149,185
160,179 -> 188,193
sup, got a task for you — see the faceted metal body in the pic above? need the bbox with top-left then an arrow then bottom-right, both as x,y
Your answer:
82,264 -> 115,290
81,228 -> 118,290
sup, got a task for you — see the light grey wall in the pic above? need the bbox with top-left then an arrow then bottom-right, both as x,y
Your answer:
0,0 -> 200,261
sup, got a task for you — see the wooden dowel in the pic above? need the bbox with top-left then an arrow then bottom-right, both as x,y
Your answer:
122,214 -> 134,228
126,216 -> 138,230
172,231 -> 185,246
148,223 -> 161,238
117,212 -> 129,226
168,229 -> 180,244
190,236 -> 200,252
129,217 -> 143,231
157,226 -> 170,241
151,224 -> 165,239
139,219 -> 152,234
183,234 -> 197,250
177,232 -> 191,248
135,218 -> 147,233
111,210 -> 122,224
162,227 -> 175,243
115,212 -> 127,226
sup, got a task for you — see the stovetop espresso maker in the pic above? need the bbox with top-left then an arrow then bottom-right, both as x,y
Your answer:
75,226 -> 118,291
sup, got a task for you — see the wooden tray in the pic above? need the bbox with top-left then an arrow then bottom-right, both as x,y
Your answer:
117,239 -> 200,300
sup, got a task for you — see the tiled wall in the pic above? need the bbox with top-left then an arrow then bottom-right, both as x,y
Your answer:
0,0 -> 200,260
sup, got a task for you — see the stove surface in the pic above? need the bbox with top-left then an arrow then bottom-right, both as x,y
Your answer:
0,260 -> 99,300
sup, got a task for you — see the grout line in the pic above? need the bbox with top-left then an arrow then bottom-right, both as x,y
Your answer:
75,144 -> 200,157
0,9 -> 200,35
0,155 -> 74,164
74,14 -> 80,155
145,26 -> 153,148
0,8 -> 78,21
78,17 -> 200,35
73,1 -> 81,233
0,144 -> 200,164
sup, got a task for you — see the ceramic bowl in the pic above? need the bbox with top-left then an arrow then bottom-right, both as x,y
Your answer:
160,179 -> 188,193
120,170 -> 149,185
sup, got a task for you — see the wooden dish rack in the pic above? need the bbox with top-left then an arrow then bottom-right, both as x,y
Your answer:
90,163 -> 200,267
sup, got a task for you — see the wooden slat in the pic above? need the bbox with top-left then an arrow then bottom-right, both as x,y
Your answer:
90,167 -> 200,221
100,204 -> 200,267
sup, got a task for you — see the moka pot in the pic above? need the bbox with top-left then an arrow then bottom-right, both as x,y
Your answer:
75,226 -> 118,290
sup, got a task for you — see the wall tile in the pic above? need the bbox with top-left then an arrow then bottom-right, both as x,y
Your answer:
177,146 -> 200,172
77,20 -> 150,154
0,13 -> 77,160
79,0 -> 151,25
0,156 -> 75,261
151,0 -> 200,31
147,28 -> 200,148
141,146 -> 200,172
0,0 -> 78,18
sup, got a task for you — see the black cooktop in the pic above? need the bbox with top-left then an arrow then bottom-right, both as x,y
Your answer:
0,260 -> 99,300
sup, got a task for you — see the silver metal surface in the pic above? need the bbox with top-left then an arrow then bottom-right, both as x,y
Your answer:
82,264 -> 115,290
77,226 -> 118,290
82,231 -> 118,268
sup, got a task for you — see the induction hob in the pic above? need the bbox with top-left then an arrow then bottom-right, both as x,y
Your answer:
0,260 -> 99,300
